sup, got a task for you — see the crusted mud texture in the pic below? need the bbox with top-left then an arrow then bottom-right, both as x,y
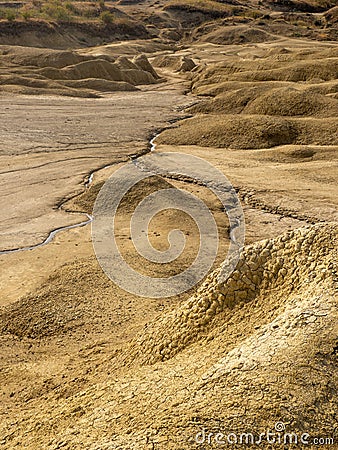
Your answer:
0,0 -> 337,448
1,224 -> 337,449
127,222 -> 338,365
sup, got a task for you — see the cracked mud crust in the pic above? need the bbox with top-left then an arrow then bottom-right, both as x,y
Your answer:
0,0 -> 337,448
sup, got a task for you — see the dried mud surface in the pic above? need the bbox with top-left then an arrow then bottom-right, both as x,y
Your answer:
0,2 -> 337,449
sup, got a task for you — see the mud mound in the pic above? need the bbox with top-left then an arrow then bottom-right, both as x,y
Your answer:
257,145 -> 338,164
39,59 -> 125,82
0,45 -> 87,68
127,223 -> 337,364
0,72 -> 136,95
62,78 -> 138,92
265,146 -> 318,162
234,58 -> 338,83
152,54 -> 197,72
179,56 -> 197,72
0,74 -> 65,90
0,258 -> 120,338
191,57 -> 338,93
243,87 -> 338,117
200,26 -> 276,45
39,59 -> 155,85
188,85 -> 279,114
117,176 -> 175,214
115,55 -> 139,70
39,58 -> 158,85
152,54 -> 182,69
133,54 -> 160,79
303,80 -> 338,95
192,85 -> 328,117
0,83 -> 99,98
191,59 -> 286,81
158,114 -> 338,148
112,56 -> 159,83
192,80 -> 294,97
159,28 -> 182,41
286,47 -> 338,61
123,68 -> 157,85
267,145 -> 316,160
158,115 -> 298,149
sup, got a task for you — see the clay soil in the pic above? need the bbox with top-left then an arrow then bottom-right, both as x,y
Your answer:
0,1 -> 337,449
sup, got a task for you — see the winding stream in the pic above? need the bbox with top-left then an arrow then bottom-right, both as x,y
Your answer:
0,134 -> 159,256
